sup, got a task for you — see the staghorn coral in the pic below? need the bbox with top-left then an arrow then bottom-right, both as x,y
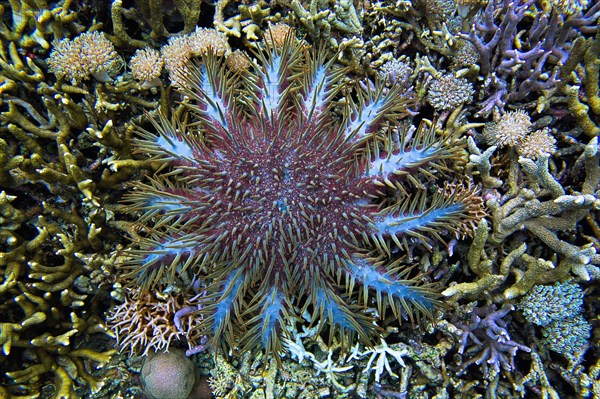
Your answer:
110,0 -> 207,46
541,0 -> 590,16
279,0 -> 363,42
213,0 -> 272,41
456,304 -> 531,377
0,210 -> 117,398
0,0 -> 78,50
488,137 -> 600,283
0,1 -> 168,396
119,34 -> 485,358
560,29 -> 600,137
461,0 -> 600,115
459,123 -> 600,301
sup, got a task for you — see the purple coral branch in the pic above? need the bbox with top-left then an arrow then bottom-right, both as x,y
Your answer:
477,77 -> 507,116
457,304 -> 531,375
174,306 -> 199,331
567,2 -> 600,33
185,336 -> 208,357
462,0 -> 599,112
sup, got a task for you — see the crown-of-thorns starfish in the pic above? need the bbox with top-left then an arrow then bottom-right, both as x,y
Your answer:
122,35 -> 485,356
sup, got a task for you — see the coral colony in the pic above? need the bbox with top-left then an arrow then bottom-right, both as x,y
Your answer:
3,0 -> 600,397
122,36 -> 484,355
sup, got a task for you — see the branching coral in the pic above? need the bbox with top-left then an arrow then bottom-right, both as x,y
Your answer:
458,130 -> 600,302
488,137 -> 600,281
279,0 -> 362,41
0,212 -> 117,398
461,0 -> 600,114
560,29 -> 600,137
0,0 -> 78,50
108,287 -> 205,356
456,304 -> 531,377
110,0 -> 205,46
0,1 -> 167,396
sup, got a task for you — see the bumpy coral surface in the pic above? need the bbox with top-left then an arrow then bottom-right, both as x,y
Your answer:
123,37 -> 484,355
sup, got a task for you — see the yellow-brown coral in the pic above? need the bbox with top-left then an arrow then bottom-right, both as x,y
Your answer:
47,31 -> 120,84
130,48 -> 164,87
517,128 -> 557,160
108,288 -> 204,356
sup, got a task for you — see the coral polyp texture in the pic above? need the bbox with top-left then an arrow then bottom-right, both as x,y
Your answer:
122,37 -> 485,355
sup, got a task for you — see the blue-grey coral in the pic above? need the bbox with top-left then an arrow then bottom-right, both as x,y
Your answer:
519,281 -> 584,326
542,314 -> 591,357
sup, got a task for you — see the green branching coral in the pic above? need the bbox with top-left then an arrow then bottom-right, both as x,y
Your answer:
558,29 -> 600,137
0,0 -> 77,50
110,0 -> 204,46
279,0 -> 362,42
0,209 -> 117,397
0,1 -> 162,396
